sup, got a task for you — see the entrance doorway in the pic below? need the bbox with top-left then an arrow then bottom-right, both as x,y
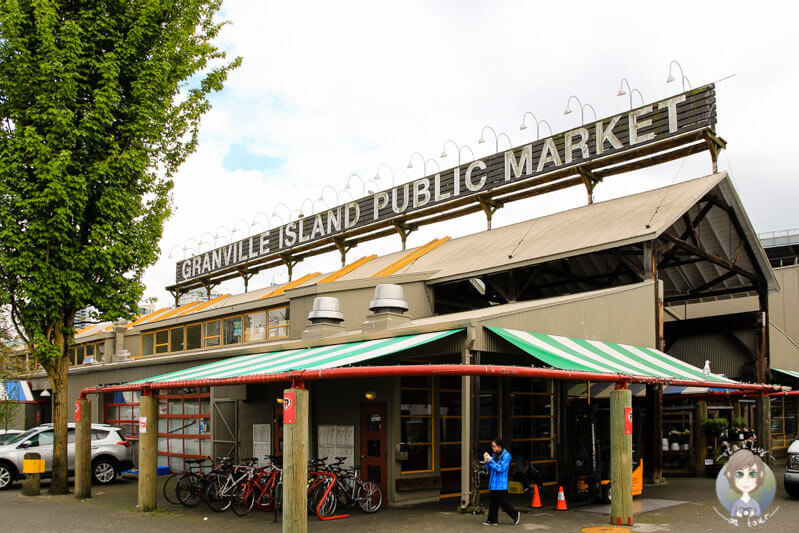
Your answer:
360,402 -> 387,493
212,399 -> 239,461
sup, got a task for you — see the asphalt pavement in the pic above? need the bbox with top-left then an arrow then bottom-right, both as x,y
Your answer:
1,466 -> 797,532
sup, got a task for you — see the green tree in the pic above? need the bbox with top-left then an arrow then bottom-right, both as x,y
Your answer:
0,1 -> 240,494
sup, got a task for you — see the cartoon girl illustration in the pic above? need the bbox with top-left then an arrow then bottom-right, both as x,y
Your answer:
724,450 -> 766,518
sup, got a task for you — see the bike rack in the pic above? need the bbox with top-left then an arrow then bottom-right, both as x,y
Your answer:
312,471 -> 350,521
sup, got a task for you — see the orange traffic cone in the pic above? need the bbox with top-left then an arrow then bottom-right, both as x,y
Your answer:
555,485 -> 568,510
529,485 -> 542,508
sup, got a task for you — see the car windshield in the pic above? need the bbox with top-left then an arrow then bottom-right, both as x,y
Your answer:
4,428 -> 39,445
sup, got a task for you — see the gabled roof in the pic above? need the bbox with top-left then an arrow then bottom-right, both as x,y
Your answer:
380,173 -> 748,282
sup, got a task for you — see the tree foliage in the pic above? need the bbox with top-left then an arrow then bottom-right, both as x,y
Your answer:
0,0 -> 240,492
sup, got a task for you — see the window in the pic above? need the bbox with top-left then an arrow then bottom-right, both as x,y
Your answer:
170,327 -> 184,352
203,320 -> 220,347
104,388 -> 211,473
400,376 -> 433,473
223,316 -> 242,345
69,341 -> 105,365
509,378 -> 556,486
75,345 -> 85,365
27,430 -> 54,447
439,376 -> 462,495
155,330 -> 169,354
186,324 -> 202,350
142,333 -> 155,356
157,388 -> 212,472
267,306 -> 289,339
244,311 -> 267,342
105,391 -> 141,439
772,397 -> 797,449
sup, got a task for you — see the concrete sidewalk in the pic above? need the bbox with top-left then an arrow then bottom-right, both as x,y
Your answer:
1,468 -> 797,532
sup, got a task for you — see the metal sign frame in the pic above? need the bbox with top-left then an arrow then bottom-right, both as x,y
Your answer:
169,85 -> 719,295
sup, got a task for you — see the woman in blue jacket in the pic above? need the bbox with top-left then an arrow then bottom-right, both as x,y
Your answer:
483,438 -> 521,526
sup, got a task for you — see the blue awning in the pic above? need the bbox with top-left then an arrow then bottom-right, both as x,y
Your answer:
1,380 -> 34,402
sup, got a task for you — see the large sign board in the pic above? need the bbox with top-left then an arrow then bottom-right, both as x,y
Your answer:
176,86 -> 716,285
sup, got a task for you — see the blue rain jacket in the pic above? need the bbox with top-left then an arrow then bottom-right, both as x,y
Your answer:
485,449 -> 511,490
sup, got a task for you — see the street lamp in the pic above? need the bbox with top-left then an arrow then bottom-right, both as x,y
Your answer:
345,173 -> 368,196
251,211 -> 270,232
375,163 -> 397,187
318,185 -> 339,206
407,151 -> 440,176
300,198 -> 315,217
519,112 -> 553,139
441,140 -> 476,167
182,238 -> 200,257
167,244 -> 184,259
666,60 -> 692,92
231,219 -> 250,238
198,232 -> 216,251
617,78 -> 645,110
215,225 -> 234,245
478,125 -> 512,153
272,202 -> 292,222
564,95 -> 597,125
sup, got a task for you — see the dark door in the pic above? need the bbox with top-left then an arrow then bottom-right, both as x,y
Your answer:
273,404 -> 284,461
360,402 -> 387,492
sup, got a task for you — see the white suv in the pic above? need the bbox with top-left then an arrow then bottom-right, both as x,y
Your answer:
786,438 -> 799,498
0,423 -> 134,490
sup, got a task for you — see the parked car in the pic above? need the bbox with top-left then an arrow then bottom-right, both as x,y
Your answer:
0,430 -> 24,445
0,423 -> 133,490
786,437 -> 799,498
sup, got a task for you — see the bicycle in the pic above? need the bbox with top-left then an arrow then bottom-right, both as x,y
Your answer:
204,457 -> 256,513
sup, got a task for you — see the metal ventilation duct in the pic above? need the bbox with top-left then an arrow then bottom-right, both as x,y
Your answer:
369,284 -> 409,314
308,296 -> 345,324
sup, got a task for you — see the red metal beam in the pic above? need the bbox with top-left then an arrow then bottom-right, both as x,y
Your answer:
79,364 -> 784,400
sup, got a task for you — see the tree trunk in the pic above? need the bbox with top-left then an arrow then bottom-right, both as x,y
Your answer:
43,355 -> 70,494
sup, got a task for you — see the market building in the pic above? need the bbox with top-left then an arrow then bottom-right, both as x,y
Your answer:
10,84 -> 797,522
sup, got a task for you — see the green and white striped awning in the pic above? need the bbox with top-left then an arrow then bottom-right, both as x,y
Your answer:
774,368 -> 799,381
486,326 -> 735,384
130,329 -> 462,385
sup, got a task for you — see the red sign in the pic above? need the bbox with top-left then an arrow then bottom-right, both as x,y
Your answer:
74,401 -> 81,422
139,416 -> 148,434
624,407 -> 633,435
283,392 -> 296,425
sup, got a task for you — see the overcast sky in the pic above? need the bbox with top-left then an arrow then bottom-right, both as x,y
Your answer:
141,0 -> 799,306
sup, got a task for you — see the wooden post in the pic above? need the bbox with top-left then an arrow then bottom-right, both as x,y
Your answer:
137,391 -> 158,512
610,385 -> 633,526
283,386 -> 309,533
756,290 -> 770,384
694,399 -> 708,475
460,371 -> 472,506
755,395 -> 771,464
644,242 -> 665,484
74,398 -> 92,499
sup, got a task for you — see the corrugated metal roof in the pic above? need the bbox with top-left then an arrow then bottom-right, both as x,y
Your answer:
393,173 -> 727,282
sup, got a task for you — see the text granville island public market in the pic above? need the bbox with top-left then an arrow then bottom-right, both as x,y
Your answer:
178,90 -> 708,284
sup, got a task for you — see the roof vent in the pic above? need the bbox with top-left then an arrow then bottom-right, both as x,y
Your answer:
369,284 -> 409,314
308,297 -> 345,324
363,284 -> 410,331
303,297 -> 346,339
